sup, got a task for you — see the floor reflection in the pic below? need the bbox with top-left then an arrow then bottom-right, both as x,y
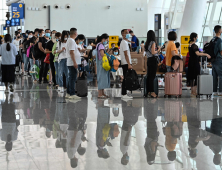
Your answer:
0,80 -> 222,169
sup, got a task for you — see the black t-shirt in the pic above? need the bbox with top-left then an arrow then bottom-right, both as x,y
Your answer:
39,37 -> 47,49
45,40 -> 54,59
38,37 -> 47,58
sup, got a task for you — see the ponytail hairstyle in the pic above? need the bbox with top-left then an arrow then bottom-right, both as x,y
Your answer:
4,34 -> 12,51
97,33 -> 109,43
189,32 -> 198,43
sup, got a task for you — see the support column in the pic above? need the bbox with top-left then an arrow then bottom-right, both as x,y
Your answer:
147,0 -> 164,31
177,0 -> 207,44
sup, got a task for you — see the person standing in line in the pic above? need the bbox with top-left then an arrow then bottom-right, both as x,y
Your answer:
38,29 -> 48,84
144,30 -> 160,98
45,30 -> 56,86
23,31 -> 33,77
66,28 -> 81,100
166,31 -> 178,72
13,32 -> 24,75
212,25 -> 222,96
187,33 -> 211,96
0,34 -> 17,93
96,33 -> 110,99
56,31 -> 69,94
52,32 -> 62,89
120,29 -> 133,99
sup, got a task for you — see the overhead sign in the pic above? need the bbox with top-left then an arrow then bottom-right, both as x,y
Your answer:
5,20 -> 11,27
11,18 -> 20,26
11,3 -> 24,19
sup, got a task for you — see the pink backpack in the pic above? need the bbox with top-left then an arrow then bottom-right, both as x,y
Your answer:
26,46 -> 32,57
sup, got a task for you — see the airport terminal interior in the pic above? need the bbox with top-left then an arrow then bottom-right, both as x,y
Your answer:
1,0 -> 222,170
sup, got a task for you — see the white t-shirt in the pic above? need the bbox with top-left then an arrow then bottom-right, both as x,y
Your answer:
120,39 -> 131,65
57,42 -> 67,60
66,38 -> 81,66
13,39 -> 20,52
77,44 -> 84,56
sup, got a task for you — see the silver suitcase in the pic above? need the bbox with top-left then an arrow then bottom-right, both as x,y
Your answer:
197,57 -> 213,97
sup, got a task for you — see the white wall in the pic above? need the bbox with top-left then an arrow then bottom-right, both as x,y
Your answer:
24,0 -> 148,37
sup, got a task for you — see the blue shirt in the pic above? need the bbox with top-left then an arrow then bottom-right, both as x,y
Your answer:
0,43 -> 17,65
213,36 -> 222,58
131,35 -> 138,48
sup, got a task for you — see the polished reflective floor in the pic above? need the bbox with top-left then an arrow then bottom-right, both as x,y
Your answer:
0,76 -> 222,170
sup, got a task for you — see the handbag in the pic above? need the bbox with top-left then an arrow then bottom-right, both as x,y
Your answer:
44,53 -> 50,64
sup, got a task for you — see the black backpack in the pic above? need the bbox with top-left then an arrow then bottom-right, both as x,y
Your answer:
136,37 -> 140,46
203,37 -> 220,62
125,69 -> 140,91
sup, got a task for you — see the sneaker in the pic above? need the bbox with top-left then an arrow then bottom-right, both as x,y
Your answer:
213,92 -> 219,96
121,94 -> 133,100
60,87 -> 64,93
9,84 -> 14,92
68,99 -> 81,103
57,87 -> 61,92
69,95 -> 81,100
65,93 -> 70,98
5,89 -> 9,94
218,93 -> 222,96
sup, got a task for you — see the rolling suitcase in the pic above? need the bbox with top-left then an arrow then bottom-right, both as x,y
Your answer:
143,76 -> 158,97
197,57 -> 213,98
164,72 -> 182,98
76,71 -> 88,97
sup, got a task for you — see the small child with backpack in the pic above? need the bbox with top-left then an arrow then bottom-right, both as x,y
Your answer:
111,48 -> 123,82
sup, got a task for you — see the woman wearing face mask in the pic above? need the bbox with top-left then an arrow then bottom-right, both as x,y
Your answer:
45,32 -> 56,86
112,47 -> 123,82
96,33 -> 110,99
56,31 -> 69,94
187,32 -> 211,96
52,32 -> 62,89
75,34 -> 87,77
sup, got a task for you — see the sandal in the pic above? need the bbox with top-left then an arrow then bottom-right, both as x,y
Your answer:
48,81 -> 52,85
98,96 -> 107,99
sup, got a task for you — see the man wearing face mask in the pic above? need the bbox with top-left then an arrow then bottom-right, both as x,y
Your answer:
45,29 -> 57,86
120,29 -> 133,100
22,31 -> 33,76
38,29 -> 48,84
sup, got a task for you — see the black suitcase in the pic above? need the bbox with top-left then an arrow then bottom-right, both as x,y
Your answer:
143,76 -> 158,96
76,71 -> 88,97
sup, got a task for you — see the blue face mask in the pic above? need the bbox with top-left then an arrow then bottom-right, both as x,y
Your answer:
126,34 -> 130,39
56,39 -> 59,42
103,41 -> 108,45
114,52 -> 118,55
45,33 -> 50,37
125,156 -> 130,161
38,34 -> 39,37
162,51 -> 166,55
79,41 -> 83,45
196,38 -> 198,42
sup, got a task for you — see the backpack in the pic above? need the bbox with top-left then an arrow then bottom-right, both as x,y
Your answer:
109,55 -> 120,72
203,37 -> 220,62
124,69 -> 140,91
136,37 -> 140,46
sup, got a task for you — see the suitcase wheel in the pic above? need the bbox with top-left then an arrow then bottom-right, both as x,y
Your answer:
164,95 -> 166,98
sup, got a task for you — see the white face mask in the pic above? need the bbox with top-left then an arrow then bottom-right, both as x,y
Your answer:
42,33 -> 45,36
28,35 -> 33,38
64,38 -> 68,41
